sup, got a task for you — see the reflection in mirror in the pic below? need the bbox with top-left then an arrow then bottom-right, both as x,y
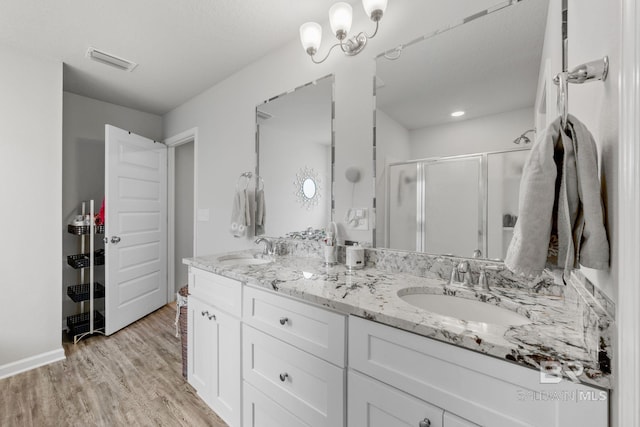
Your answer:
303,178 -> 317,199
375,0 -> 548,259
257,75 -> 333,237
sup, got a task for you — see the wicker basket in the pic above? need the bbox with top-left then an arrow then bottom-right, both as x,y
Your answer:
67,249 -> 105,269
67,311 -> 105,336
178,285 -> 189,379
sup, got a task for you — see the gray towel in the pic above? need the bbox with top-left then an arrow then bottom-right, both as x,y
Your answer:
255,188 -> 266,236
565,114 -> 609,271
505,115 -> 609,278
505,117 -> 561,277
229,189 -> 249,237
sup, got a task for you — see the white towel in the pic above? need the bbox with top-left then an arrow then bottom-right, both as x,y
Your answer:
230,189 -> 250,237
255,188 -> 266,236
505,115 -> 609,278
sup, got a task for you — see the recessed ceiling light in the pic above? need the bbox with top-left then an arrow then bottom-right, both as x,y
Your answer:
86,47 -> 138,72
451,110 -> 465,117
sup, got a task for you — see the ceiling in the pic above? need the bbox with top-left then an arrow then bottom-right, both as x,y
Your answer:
0,0 -> 345,115
376,0 -> 548,130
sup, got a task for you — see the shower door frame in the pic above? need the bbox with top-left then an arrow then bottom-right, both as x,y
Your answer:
385,147 -> 530,257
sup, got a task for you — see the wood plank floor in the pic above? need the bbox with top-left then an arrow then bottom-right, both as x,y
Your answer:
0,305 -> 228,427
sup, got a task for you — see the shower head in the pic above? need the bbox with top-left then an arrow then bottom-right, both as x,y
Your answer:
513,128 -> 536,144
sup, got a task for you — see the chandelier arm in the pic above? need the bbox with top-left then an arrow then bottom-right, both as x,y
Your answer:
363,20 -> 380,39
311,42 -> 344,64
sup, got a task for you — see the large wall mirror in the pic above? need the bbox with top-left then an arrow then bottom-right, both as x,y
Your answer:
375,0 -> 549,260
257,75 -> 334,237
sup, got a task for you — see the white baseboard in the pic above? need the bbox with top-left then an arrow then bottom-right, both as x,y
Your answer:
0,348 -> 66,380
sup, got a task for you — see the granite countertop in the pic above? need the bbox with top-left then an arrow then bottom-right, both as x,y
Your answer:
184,250 -> 612,389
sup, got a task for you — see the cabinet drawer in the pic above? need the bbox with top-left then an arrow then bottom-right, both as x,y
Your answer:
349,316 -> 607,427
243,285 -> 346,366
243,382 -> 310,427
348,370 -> 443,427
190,267 -> 242,317
444,412 -> 479,427
243,325 -> 345,427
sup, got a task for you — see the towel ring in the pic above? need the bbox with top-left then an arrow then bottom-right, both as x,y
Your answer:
235,171 -> 264,191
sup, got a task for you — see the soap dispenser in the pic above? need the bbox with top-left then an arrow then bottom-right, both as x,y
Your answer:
346,243 -> 365,270
324,222 -> 338,266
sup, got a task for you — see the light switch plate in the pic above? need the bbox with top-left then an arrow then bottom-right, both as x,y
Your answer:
197,208 -> 210,222
345,207 -> 369,230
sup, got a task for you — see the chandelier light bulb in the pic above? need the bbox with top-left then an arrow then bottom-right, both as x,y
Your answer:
300,22 -> 322,56
329,2 -> 353,40
362,0 -> 388,21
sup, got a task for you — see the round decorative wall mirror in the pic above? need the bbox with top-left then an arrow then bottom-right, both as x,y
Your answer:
294,166 -> 321,209
303,178 -> 317,198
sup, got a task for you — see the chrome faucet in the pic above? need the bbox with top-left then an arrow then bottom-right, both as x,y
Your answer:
476,264 -> 505,292
255,237 -> 274,255
449,261 -> 472,286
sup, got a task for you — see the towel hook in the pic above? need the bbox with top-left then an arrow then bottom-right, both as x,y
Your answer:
553,56 -> 609,130
556,71 -> 569,130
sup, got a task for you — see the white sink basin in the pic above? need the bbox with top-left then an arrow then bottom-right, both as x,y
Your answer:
216,254 -> 272,266
399,293 -> 531,326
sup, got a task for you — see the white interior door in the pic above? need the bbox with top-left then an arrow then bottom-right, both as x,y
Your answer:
105,125 -> 167,335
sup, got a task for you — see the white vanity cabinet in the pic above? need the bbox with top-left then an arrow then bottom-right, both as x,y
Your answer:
187,268 -> 242,427
242,285 -> 346,427
348,316 -> 608,427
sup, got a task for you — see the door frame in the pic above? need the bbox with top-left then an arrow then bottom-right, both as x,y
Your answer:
165,127 -> 198,302
618,0 -> 640,424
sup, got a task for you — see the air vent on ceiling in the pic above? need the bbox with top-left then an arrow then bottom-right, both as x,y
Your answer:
256,110 -> 273,120
86,47 -> 138,72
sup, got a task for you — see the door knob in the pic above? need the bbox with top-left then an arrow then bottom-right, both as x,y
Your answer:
279,372 -> 289,382
418,418 -> 431,427
111,236 -> 121,244
279,317 -> 289,325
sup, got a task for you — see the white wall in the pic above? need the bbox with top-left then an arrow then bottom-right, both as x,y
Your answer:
163,0 -> 500,255
410,107 -> 535,159
62,92 -> 163,323
0,44 -> 63,375
567,0 -> 619,303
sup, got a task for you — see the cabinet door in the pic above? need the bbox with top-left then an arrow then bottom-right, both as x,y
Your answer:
188,297 -> 241,427
348,370 -> 443,427
188,297 -> 215,401
211,307 -> 241,427
443,413 -> 479,427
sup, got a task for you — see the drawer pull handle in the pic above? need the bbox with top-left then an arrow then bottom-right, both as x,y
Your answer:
208,313 -> 216,321
201,310 -> 209,317
279,317 -> 289,325
419,419 -> 431,427
279,373 -> 289,382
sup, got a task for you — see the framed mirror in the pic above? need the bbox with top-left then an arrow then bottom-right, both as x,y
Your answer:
374,0 -> 549,259
257,75 -> 334,237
